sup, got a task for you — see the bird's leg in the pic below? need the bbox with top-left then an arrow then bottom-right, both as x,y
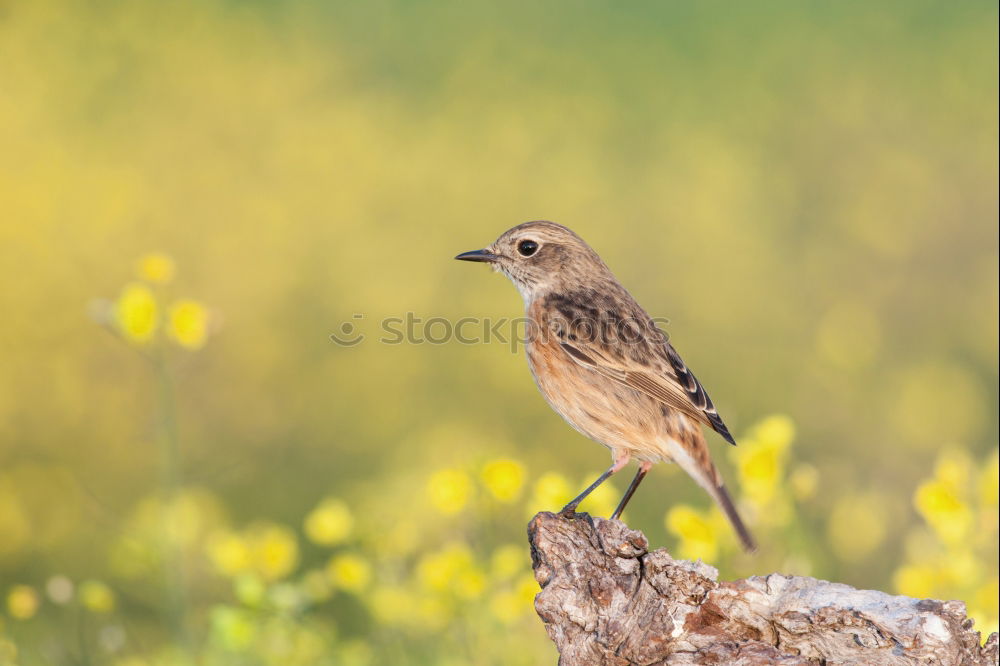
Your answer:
559,454 -> 630,516
610,461 -> 652,520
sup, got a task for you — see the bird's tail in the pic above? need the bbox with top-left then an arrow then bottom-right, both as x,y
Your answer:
664,438 -> 757,553
709,481 -> 757,553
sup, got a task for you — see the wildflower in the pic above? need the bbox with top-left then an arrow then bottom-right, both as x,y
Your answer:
528,472 -> 572,515
732,415 -> 795,505
115,283 -> 158,344
893,563 -> 937,599
136,253 -> 175,284
167,299 -> 209,349
304,498 -> 354,545
246,523 -> 299,581
6,585 -> 40,619
233,574 -> 266,607
427,468 -> 471,515
79,580 -> 116,613
481,459 -> 525,503
327,553 -> 372,594
454,569 -> 487,600
914,478 -> 971,544
665,504 -> 720,561
416,542 -> 473,592
210,605 -> 255,650
206,530 -> 251,577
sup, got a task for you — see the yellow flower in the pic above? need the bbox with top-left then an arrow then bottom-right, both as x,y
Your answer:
665,504 -> 719,561
416,542 -> 473,592
115,283 -> 158,344
79,580 -> 115,613
893,563 -> 937,599
246,523 -> 299,581
206,530 -> 251,577
210,605 -> 254,650
327,553 -> 372,594
481,459 -> 525,503
304,498 -> 354,546
753,414 -> 796,449
731,415 -> 795,506
528,472 -> 572,515
167,299 -> 209,349
515,573 -> 539,605
579,476 -> 619,517
914,479 -> 971,544
427,468 -> 471,515
136,253 -> 175,284
6,585 -> 40,619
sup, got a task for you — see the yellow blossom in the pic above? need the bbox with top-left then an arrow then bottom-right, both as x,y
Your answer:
665,504 -> 719,561
304,497 -> 354,545
731,415 -> 795,506
914,479 -> 972,544
246,523 -> 299,581
416,543 -> 473,592
79,580 -> 115,613
136,253 -> 175,284
327,553 -> 372,594
481,459 -> 525,502
515,573 -> 539,605
528,472 -> 572,515
168,299 -> 209,349
789,464 -> 819,500
6,585 -> 40,619
427,468 -> 471,515
206,530 -> 251,577
893,563 -> 937,599
115,283 -> 158,344
211,605 -> 254,650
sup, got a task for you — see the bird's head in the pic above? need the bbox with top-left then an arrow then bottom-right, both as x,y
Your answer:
455,221 -> 612,302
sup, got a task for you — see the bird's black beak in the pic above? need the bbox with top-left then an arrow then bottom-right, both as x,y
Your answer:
455,249 -> 499,263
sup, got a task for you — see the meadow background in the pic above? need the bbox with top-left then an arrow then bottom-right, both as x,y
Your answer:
1,1 -> 997,664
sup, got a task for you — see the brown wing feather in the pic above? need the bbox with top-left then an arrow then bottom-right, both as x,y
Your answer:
555,325 -> 737,446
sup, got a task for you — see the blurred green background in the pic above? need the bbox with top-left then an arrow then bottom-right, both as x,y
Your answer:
1,0 -> 997,664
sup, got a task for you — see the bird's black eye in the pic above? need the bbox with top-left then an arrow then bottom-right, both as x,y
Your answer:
517,240 -> 539,257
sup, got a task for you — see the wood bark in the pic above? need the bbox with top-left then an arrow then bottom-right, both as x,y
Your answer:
528,511 -> 998,666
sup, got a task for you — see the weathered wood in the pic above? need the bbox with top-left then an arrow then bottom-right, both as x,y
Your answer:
528,511 -> 998,666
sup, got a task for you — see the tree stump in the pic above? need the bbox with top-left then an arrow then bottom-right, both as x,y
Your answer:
528,511 -> 998,666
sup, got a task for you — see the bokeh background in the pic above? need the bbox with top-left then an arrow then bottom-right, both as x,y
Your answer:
1,0 -> 997,664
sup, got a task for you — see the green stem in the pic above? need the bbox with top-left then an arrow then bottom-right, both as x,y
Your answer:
153,350 -> 193,658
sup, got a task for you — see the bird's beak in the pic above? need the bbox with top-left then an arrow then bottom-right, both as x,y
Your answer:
454,249 -> 499,263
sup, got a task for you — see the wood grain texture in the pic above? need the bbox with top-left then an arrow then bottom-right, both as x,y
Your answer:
528,512 -> 998,666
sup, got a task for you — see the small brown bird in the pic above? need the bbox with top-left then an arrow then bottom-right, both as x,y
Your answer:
456,221 -> 756,551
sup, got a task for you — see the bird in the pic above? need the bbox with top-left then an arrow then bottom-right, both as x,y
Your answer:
456,221 -> 756,552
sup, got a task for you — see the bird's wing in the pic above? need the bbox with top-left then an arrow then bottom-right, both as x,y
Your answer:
555,325 -> 737,446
